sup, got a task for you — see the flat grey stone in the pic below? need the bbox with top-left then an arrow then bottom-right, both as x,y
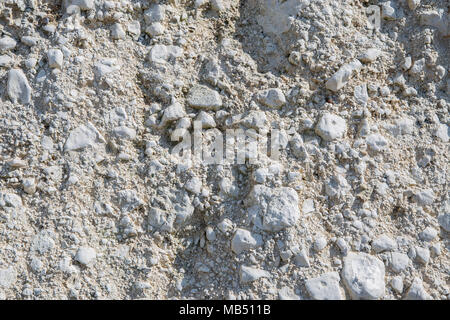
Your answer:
315,113 -> 347,141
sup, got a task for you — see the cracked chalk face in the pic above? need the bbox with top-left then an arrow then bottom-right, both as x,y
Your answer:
0,0 -> 448,300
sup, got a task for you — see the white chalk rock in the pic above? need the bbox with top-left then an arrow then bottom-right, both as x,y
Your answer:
438,213 -> 450,232
0,267 -> 17,289
381,1 -> 396,20
325,59 -> 362,92
404,278 -> 431,300
354,84 -> 369,106
94,58 -> 120,78
31,230 -> 55,254
388,252 -> 410,273
21,36 -> 39,46
246,185 -> 300,232
435,123 -> 449,143
390,276 -> 404,294
414,189 -> 435,206
69,0 -> 95,10
0,55 -> 13,67
111,23 -> 126,40
160,102 -> 186,127
144,4 -> 165,24
0,36 -> 17,51
240,265 -> 271,283
257,88 -> 286,108
185,177 -> 202,194
313,235 -> 327,251
145,22 -> 165,37
358,48 -> 381,63
342,252 -> 385,300
315,113 -> 347,141
195,111 -> 216,128
47,49 -> 64,69
231,229 -> 262,254
366,133 -> 388,152
256,0 -> 310,35
415,246 -> 430,264
419,226 -> 438,242
211,0 -> 226,12
113,126 -> 136,140
293,247 -> 310,267
420,10 -> 449,37
305,272 -> 344,300
0,192 -> 22,208
372,234 -> 397,253
187,85 -> 223,110
148,45 -> 183,64
74,247 -> 97,266
127,21 -> 141,39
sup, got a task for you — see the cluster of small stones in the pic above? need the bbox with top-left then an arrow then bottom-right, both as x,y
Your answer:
0,0 -> 448,300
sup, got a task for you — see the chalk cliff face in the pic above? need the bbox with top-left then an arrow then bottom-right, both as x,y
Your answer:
0,0 -> 448,300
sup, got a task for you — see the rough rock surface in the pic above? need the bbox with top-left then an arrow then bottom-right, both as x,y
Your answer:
246,185 -> 300,232
0,0 -> 448,300
342,252 -> 386,300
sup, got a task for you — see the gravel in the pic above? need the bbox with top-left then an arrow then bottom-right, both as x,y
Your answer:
0,0 -> 447,300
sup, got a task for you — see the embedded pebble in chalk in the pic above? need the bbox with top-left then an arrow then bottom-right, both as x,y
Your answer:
358,48 -> 381,63
342,252 -> 385,300
64,122 -> 105,151
74,247 -> 97,266
405,278 -> 431,300
7,69 -> 32,104
0,36 -> 17,51
315,113 -> 347,141
187,85 -> 223,110
240,266 -> 271,284
372,234 -> 397,253
246,185 -> 300,232
325,59 -> 362,92
257,88 -> 286,108
47,49 -> 64,69
231,229 -> 262,254
305,272 -> 343,300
